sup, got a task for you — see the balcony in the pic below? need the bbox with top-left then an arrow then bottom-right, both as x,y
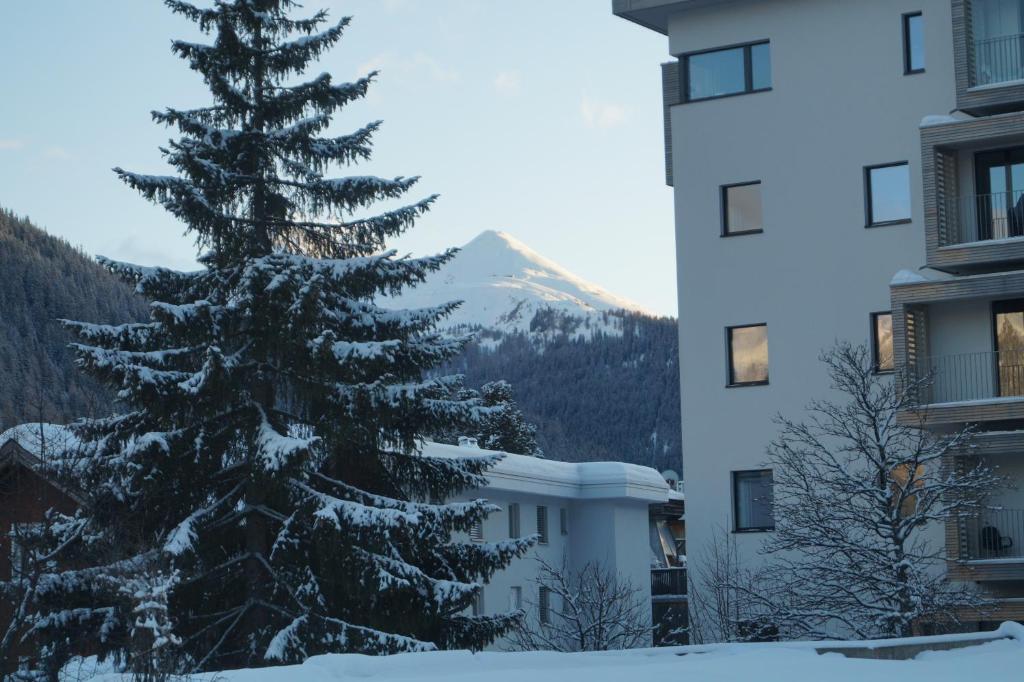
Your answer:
974,33 -> 1024,89
941,191 -> 1024,247
954,0 -> 1024,112
965,508 -> 1023,561
651,566 -> 687,599
916,349 -> 1024,404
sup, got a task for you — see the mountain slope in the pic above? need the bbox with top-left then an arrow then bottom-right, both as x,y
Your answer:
389,230 -> 682,472
389,230 -> 654,335
0,208 -> 148,428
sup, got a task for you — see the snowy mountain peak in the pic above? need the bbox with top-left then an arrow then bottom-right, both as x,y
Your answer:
385,230 -> 654,336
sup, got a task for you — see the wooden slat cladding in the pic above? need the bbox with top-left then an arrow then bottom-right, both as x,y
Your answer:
661,61 -> 679,187
922,110 -> 1024,271
953,0 -> 1024,113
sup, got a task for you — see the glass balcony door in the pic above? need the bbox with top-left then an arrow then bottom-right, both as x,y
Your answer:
973,0 -> 1024,86
975,148 -> 1024,240
994,299 -> 1024,397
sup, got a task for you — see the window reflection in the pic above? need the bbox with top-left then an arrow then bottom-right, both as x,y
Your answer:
724,182 -> 763,234
867,163 -> 911,225
873,312 -> 893,373
729,324 -> 769,385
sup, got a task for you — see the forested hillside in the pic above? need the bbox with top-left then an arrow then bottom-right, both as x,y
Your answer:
446,311 -> 682,472
0,209 -> 148,428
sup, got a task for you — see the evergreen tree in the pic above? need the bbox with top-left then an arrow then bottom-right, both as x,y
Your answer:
36,0 -> 532,672
476,381 -> 543,457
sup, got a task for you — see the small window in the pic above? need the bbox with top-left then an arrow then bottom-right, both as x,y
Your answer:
683,41 -> 771,102
871,312 -> 894,373
903,12 -> 925,74
560,508 -> 568,536
727,324 -> 769,386
471,590 -> 485,616
508,502 -> 521,538
469,518 -> 484,543
509,586 -> 523,611
865,162 -> 911,226
536,506 -> 549,544
722,181 -> 763,236
733,470 -> 774,532
539,586 -> 552,625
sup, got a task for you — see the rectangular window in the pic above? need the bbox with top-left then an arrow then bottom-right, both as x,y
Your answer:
722,181 -> 763,236
733,470 -> 774,532
539,586 -> 552,625
683,41 -> 771,102
560,507 -> 568,536
865,162 -> 912,226
727,324 -> 769,386
509,586 -> 523,611
903,12 -> 925,74
508,502 -> 521,538
871,312 -> 894,373
536,505 -> 549,544
469,518 -> 484,543
471,590 -> 485,616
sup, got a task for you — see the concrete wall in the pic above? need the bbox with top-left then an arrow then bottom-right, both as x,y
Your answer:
458,490 -> 655,649
663,0 -> 957,579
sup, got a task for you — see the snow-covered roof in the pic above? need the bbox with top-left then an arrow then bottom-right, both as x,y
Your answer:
0,422 -> 78,461
421,441 -> 673,503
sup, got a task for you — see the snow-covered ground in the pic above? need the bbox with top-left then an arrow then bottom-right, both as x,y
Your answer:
382,230 -> 655,337
84,624 -> 1024,682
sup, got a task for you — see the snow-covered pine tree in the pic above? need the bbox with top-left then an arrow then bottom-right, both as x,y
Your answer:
51,0 -> 533,671
476,381 -> 543,457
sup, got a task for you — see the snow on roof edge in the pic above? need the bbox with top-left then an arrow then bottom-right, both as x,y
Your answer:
421,441 -> 672,502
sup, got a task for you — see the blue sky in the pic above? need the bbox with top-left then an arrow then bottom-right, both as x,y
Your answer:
0,1 -> 677,316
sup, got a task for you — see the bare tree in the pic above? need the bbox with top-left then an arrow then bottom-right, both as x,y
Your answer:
509,557 -> 651,651
757,342 -> 1004,639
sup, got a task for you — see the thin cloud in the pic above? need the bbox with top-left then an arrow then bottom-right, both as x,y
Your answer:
356,51 -> 458,84
580,96 -> 627,130
43,146 -> 73,160
0,139 -> 25,150
494,70 -> 522,96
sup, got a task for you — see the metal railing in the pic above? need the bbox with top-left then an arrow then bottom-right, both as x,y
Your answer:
914,349 -> 1024,404
974,33 -> 1024,87
651,567 -> 687,597
965,508 -> 1024,560
942,191 -> 1024,246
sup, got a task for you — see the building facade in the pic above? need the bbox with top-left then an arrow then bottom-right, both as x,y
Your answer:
615,0 -> 1024,629
424,441 -> 685,648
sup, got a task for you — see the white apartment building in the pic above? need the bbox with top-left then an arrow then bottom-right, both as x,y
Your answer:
614,0 -> 1024,628
423,441 -> 686,648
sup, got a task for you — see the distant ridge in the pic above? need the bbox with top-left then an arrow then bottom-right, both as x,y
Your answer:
0,208 -> 148,428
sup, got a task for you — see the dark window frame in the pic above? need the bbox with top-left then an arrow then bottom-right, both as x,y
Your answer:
469,518 -> 484,543
508,502 -> 521,538
536,505 -> 549,545
539,586 -> 552,625
864,161 -> 913,228
680,39 -> 772,104
732,469 -> 775,533
559,507 -> 568,536
721,181 -> 764,237
871,311 -> 895,374
902,12 -> 925,75
726,323 -> 769,387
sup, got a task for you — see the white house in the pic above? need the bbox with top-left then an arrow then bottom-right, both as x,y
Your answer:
422,440 -> 685,648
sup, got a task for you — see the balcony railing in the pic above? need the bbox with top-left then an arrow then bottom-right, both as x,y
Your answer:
913,349 -> 1024,404
975,33 -> 1024,87
965,508 -> 1023,560
941,191 -> 1024,246
651,567 -> 687,597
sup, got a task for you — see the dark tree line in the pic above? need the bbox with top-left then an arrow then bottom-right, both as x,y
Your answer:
446,311 -> 682,472
0,209 -> 149,429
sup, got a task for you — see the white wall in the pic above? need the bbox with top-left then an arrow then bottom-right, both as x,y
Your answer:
664,0 -> 957,579
458,489 -> 656,650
